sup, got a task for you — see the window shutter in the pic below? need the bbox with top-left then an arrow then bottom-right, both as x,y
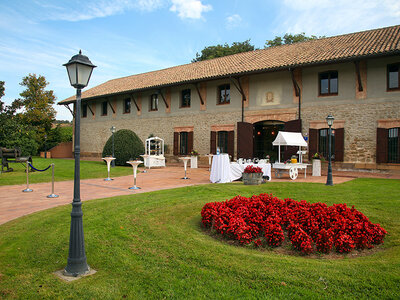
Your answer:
237,122 -> 253,159
173,132 -> 179,155
228,130 -> 234,159
210,131 -> 216,154
376,128 -> 388,163
334,128 -> 344,162
309,128 -> 318,160
188,131 -> 194,154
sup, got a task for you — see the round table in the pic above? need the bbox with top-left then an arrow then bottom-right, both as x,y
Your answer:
179,157 -> 191,179
102,157 -> 116,181
126,160 -> 143,189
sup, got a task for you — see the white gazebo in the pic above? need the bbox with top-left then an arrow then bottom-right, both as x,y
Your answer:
272,131 -> 308,180
143,136 -> 165,168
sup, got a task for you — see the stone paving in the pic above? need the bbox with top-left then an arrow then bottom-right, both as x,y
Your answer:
0,165 -> 398,225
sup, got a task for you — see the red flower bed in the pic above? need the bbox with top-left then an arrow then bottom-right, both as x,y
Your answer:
244,165 -> 263,173
201,193 -> 387,254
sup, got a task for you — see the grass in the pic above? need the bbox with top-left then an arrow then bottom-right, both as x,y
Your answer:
0,157 -> 134,186
0,179 -> 399,299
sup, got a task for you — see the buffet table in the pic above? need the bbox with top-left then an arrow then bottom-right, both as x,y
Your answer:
230,163 -> 271,181
210,154 -> 231,183
210,154 -> 272,183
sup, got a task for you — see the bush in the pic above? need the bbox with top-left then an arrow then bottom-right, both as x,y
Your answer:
102,129 -> 144,166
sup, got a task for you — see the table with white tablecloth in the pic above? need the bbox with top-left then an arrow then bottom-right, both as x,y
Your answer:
230,163 -> 272,181
210,154 -> 231,183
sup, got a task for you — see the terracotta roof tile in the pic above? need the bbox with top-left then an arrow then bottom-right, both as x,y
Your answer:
59,25 -> 400,104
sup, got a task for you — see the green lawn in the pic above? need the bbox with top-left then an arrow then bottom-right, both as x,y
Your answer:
0,157 -> 134,186
0,179 -> 399,299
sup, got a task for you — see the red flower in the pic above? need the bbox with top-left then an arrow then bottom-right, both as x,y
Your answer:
201,193 -> 387,255
244,165 -> 263,173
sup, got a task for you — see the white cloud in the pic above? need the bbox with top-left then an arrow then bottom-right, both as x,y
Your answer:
276,0 -> 400,36
226,14 -> 242,29
34,0 -> 164,22
170,0 -> 212,19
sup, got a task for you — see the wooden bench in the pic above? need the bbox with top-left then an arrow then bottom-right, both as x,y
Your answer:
0,147 -> 33,173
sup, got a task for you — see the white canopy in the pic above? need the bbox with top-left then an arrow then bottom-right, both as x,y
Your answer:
272,131 -> 307,147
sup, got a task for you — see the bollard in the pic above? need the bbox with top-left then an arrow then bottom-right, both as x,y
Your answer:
22,160 -> 33,192
47,163 -> 59,198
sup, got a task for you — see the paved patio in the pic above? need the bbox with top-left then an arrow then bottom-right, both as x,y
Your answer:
0,166 -> 398,225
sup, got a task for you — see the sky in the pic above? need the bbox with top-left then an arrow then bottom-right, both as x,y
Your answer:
0,0 -> 399,121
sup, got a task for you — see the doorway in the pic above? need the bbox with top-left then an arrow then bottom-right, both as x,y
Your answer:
253,120 -> 284,161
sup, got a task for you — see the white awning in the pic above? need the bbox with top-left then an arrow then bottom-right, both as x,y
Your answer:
272,131 -> 307,147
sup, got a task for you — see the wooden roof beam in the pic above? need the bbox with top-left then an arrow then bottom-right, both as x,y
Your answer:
193,83 -> 205,105
130,94 -> 140,112
106,97 -> 115,113
157,89 -> 169,109
354,61 -> 363,92
229,77 -> 246,100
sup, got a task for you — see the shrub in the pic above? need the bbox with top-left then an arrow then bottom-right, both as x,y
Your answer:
102,129 -> 144,166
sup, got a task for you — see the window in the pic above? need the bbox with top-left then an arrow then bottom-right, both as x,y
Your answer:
124,98 -> 131,114
217,131 -> 228,154
318,128 -> 335,160
181,89 -> 191,108
388,128 -> 399,163
218,84 -> 230,104
82,103 -> 87,118
150,94 -> 158,111
319,71 -> 338,96
387,63 -> 400,90
179,132 -> 188,155
101,101 -> 108,116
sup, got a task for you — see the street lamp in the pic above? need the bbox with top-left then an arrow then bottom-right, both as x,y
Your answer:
110,126 -> 116,167
326,114 -> 334,186
63,50 -> 96,277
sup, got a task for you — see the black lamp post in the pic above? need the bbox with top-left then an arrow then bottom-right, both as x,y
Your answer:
63,50 -> 96,277
326,114 -> 334,186
110,126 -> 116,167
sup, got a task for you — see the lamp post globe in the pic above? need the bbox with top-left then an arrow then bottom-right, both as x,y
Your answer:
63,50 -> 96,277
325,114 -> 334,186
110,126 -> 116,167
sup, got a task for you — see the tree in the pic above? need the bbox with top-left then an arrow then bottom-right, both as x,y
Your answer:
192,39 -> 256,62
265,33 -> 324,48
14,74 -> 57,132
0,81 -> 39,155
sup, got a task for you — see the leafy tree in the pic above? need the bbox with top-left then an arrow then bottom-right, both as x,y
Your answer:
265,33 -> 324,48
11,74 -> 57,151
192,39 -> 256,62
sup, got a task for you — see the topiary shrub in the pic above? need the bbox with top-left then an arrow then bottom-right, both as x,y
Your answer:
102,129 -> 144,166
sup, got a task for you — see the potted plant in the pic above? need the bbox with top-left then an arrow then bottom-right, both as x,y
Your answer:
190,150 -> 199,168
242,165 -> 263,185
312,152 -> 322,176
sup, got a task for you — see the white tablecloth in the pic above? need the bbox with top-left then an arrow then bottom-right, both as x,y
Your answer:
230,163 -> 272,181
210,154 -> 231,183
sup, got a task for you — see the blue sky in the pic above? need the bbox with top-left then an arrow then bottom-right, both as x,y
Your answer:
1,0 -> 399,121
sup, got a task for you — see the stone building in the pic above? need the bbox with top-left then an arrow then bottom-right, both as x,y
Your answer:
59,25 -> 400,172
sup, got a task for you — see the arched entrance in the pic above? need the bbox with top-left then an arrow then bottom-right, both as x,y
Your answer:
253,120 -> 284,161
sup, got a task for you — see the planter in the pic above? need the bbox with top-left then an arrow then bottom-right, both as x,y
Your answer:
312,159 -> 321,176
242,172 -> 263,185
190,156 -> 198,168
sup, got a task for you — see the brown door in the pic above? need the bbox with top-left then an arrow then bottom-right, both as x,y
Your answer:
237,122 -> 253,159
